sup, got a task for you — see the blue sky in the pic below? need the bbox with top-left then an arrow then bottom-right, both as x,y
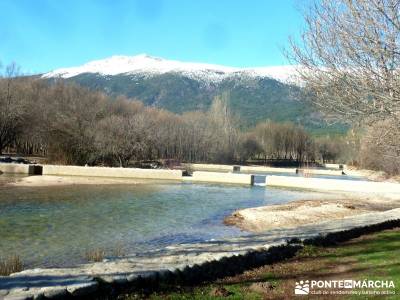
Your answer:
0,0 -> 305,74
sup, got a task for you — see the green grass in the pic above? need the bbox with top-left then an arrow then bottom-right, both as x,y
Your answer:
122,229 -> 400,299
331,230 -> 400,299
146,285 -> 262,300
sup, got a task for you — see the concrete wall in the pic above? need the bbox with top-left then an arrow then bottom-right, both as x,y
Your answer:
266,175 -> 400,194
0,163 -> 42,175
184,163 -> 234,172
297,168 -> 344,176
42,165 -> 182,180
188,171 -> 254,185
240,166 -> 297,174
324,163 -> 346,169
185,164 -> 347,177
187,164 -> 345,177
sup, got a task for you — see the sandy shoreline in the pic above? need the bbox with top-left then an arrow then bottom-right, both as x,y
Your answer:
2,167 -> 400,298
6,173 -> 400,232
2,207 -> 400,299
224,197 -> 400,232
345,167 -> 400,183
5,175 -> 144,187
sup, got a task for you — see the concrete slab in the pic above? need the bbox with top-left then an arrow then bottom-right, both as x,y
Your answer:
188,171 -> 254,185
42,165 -> 182,180
266,175 -> 400,194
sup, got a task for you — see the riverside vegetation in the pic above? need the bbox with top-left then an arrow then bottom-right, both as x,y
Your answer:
0,255 -> 23,276
0,66 -> 347,167
126,228 -> 400,299
0,64 -> 373,170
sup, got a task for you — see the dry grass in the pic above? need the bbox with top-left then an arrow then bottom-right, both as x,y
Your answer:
84,244 -> 128,262
85,248 -> 106,262
112,243 -> 127,257
0,255 -> 23,276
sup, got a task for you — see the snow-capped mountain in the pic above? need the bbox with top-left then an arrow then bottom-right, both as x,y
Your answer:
40,54 -> 343,133
42,54 -> 299,83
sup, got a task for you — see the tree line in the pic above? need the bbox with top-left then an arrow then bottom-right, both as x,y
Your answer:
0,66 -> 344,167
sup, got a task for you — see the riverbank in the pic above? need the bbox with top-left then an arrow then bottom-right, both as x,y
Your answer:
5,175 -> 146,187
225,197 -> 400,232
345,166 -> 400,183
131,228 -> 400,299
2,163 -> 400,299
1,208 -> 400,299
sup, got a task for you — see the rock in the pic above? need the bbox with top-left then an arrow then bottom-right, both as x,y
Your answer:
32,293 -> 45,300
209,286 -> 232,297
127,274 -> 138,282
100,275 -> 127,285
157,269 -> 173,281
139,271 -> 157,280
0,289 -> 9,296
112,276 -> 128,285
249,281 -> 275,294
40,286 -> 68,298
4,292 -> 33,300
8,288 -> 28,293
66,281 -> 99,297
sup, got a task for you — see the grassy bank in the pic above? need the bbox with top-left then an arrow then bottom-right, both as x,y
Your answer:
122,228 -> 400,299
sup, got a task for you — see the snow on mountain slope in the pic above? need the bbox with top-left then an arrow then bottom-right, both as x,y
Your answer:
42,54 -> 299,83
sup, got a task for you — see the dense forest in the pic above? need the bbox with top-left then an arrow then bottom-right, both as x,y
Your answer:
0,64 -> 346,167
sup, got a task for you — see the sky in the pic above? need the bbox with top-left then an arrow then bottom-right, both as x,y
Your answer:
0,0 -> 305,74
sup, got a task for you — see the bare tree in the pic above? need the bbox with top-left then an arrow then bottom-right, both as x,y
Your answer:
360,119 -> 400,174
289,0 -> 400,125
0,63 -> 28,154
94,114 -> 150,167
208,93 -> 239,162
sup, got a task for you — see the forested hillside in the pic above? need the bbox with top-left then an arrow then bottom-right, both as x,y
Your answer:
64,72 -> 345,134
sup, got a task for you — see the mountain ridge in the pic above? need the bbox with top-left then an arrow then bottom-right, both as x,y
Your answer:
42,54 -> 299,84
41,54 -> 345,134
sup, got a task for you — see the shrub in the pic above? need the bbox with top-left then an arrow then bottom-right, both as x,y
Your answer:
85,248 -> 105,262
0,255 -> 23,276
359,119 -> 400,175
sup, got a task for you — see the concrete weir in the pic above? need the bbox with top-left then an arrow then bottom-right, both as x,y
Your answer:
266,175 -> 400,194
240,166 -> 297,174
186,171 -> 254,185
184,163 -> 234,172
0,163 -> 42,175
184,163 -> 347,177
42,165 -> 183,180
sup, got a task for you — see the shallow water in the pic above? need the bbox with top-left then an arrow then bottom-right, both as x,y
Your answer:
0,174 -> 326,268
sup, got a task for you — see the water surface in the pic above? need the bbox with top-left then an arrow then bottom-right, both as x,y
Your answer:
0,174 -> 326,268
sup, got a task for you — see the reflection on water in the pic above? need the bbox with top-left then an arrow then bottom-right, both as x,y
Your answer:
0,174 -> 325,268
